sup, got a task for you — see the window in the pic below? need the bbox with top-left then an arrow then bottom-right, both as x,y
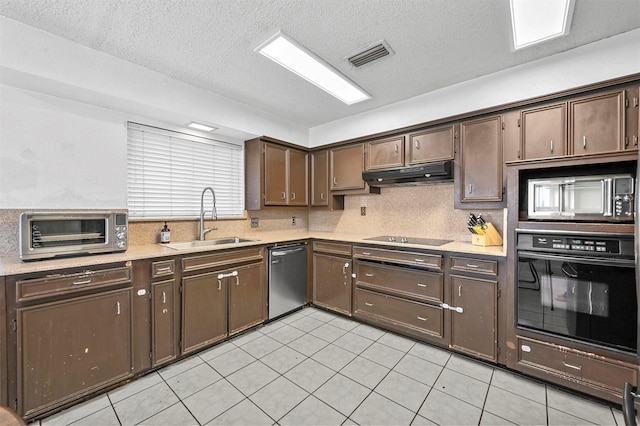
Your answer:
127,122 -> 244,219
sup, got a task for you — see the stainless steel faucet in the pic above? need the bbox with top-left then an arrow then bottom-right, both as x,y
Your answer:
199,186 -> 217,240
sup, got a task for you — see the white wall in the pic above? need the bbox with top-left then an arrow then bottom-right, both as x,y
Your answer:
309,29 -> 640,147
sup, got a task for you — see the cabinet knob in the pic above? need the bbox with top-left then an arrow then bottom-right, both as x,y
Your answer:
281,191 -> 286,200
291,192 -> 296,200
342,262 -> 349,274
333,177 -> 338,185
583,135 -> 587,149
394,143 -> 399,153
415,140 -> 420,149
320,192 -> 325,200
550,140 -> 554,153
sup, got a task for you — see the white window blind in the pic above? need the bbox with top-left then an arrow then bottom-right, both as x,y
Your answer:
127,122 -> 244,219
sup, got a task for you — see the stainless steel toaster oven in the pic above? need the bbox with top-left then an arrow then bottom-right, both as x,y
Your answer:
19,211 -> 128,261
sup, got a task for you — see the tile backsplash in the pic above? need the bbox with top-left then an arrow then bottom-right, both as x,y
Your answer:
309,182 -> 505,243
0,183 -> 505,257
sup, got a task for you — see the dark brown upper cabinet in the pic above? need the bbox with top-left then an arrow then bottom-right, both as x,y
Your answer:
310,150 -> 344,210
456,115 -> 504,207
520,102 -> 568,160
365,136 -> 405,170
407,125 -> 456,165
245,138 -> 308,209
330,143 -> 380,195
569,89 -> 625,155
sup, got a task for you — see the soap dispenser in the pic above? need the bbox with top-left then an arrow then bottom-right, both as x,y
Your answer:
160,222 -> 171,243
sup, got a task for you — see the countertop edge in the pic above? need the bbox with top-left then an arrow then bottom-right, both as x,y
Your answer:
0,231 -> 506,276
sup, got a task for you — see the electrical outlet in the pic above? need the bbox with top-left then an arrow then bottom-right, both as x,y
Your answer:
291,216 -> 296,226
250,217 -> 259,228
361,207 -> 366,216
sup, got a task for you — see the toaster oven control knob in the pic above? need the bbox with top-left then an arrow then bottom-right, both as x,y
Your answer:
623,195 -> 632,202
116,232 -> 125,239
116,241 -> 126,248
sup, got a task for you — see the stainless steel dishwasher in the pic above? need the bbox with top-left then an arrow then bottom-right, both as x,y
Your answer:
268,243 -> 307,319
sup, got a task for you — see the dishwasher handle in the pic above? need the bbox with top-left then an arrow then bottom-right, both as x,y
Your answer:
269,245 -> 307,257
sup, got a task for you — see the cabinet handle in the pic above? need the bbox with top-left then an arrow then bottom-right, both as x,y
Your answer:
72,278 -> 92,286
162,291 -> 166,304
415,140 -> 420,149
458,285 -> 462,297
583,136 -> 587,149
234,275 -> 240,286
320,192 -> 325,200
365,273 -> 375,277
550,140 -> 554,153
468,184 -> 473,194
217,279 -> 222,290
365,302 -> 374,307
342,262 -> 350,274
394,143 -> 399,153
417,283 -> 427,288
116,301 -> 121,315
291,192 -> 296,200
417,316 -> 428,321
415,258 -> 425,263
466,263 -> 478,269
155,266 -> 172,273
362,251 -> 372,256
563,361 -> 582,371
333,177 -> 338,185
281,191 -> 286,200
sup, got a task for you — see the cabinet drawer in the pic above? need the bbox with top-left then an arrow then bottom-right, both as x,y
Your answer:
450,256 -> 497,275
517,336 -> 637,392
353,246 -> 441,269
151,260 -> 175,278
182,247 -> 264,273
355,261 -> 443,303
354,288 -> 443,338
17,266 -> 132,303
313,241 -> 352,256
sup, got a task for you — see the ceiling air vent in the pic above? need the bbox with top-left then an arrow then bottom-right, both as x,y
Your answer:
346,40 -> 394,68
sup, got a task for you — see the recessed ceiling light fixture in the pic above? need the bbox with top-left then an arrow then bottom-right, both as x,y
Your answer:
510,0 -> 574,50
187,122 -> 217,132
256,31 -> 371,105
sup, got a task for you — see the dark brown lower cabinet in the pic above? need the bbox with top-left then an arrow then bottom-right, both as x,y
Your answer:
312,252 -> 352,315
449,274 -> 498,362
181,253 -> 266,355
151,279 -> 177,366
181,272 -> 228,355
17,289 -> 132,417
228,262 -> 265,335
516,336 -> 637,402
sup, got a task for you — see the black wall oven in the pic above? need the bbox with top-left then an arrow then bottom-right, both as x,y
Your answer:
516,230 -> 636,353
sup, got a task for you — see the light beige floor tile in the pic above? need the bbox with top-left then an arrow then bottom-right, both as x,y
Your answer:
42,395 -> 110,425
138,402 -> 198,426
226,360 -> 279,396
360,342 -> 405,368
165,362 -> 222,399
374,371 -> 430,412
313,374 -> 371,417
433,368 -> 489,409
249,376 -> 309,421
206,398 -> 274,426
182,379 -> 245,424
418,389 -> 482,425
351,392 -> 414,425
284,358 -> 336,393
259,345 -> 307,374
340,356 -> 390,389
113,382 -> 179,425
483,386 -> 547,425
279,395 -> 346,425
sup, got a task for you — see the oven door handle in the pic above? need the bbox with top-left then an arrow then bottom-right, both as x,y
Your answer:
517,251 -> 635,268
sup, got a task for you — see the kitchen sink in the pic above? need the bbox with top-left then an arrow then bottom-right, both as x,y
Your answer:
163,237 -> 259,250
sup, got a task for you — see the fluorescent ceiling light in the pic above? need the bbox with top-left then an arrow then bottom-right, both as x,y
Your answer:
510,0 -> 574,50
188,122 -> 217,132
256,31 -> 371,105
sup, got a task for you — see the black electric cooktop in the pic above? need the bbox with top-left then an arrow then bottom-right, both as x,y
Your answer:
364,235 -> 452,246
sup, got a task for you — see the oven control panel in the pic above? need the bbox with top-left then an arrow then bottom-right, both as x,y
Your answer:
533,236 -> 620,253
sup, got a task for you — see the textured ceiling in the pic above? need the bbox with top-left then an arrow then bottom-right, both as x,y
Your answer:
1,0 -> 639,128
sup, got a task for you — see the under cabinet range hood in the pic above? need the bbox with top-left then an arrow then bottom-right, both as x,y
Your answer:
362,160 -> 453,187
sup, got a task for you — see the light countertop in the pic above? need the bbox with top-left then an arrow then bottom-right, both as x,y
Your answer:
0,230 -> 506,276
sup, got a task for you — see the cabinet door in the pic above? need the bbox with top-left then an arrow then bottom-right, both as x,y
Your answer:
450,275 -> 497,362
459,115 -> 503,202
182,272 -> 227,354
521,103 -> 567,160
313,253 -> 352,315
288,148 -> 309,206
18,289 -> 132,417
311,150 -> 329,207
330,144 -> 366,191
408,125 -> 455,165
264,143 -> 288,205
570,90 -> 625,155
152,280 -> 177,367
229,262 -> 265,335
366,136 -> 404,170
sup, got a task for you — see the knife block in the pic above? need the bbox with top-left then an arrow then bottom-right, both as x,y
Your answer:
471,223 -> 503,247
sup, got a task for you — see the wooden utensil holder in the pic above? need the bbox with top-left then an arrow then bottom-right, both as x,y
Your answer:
471,223 -> 503,247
